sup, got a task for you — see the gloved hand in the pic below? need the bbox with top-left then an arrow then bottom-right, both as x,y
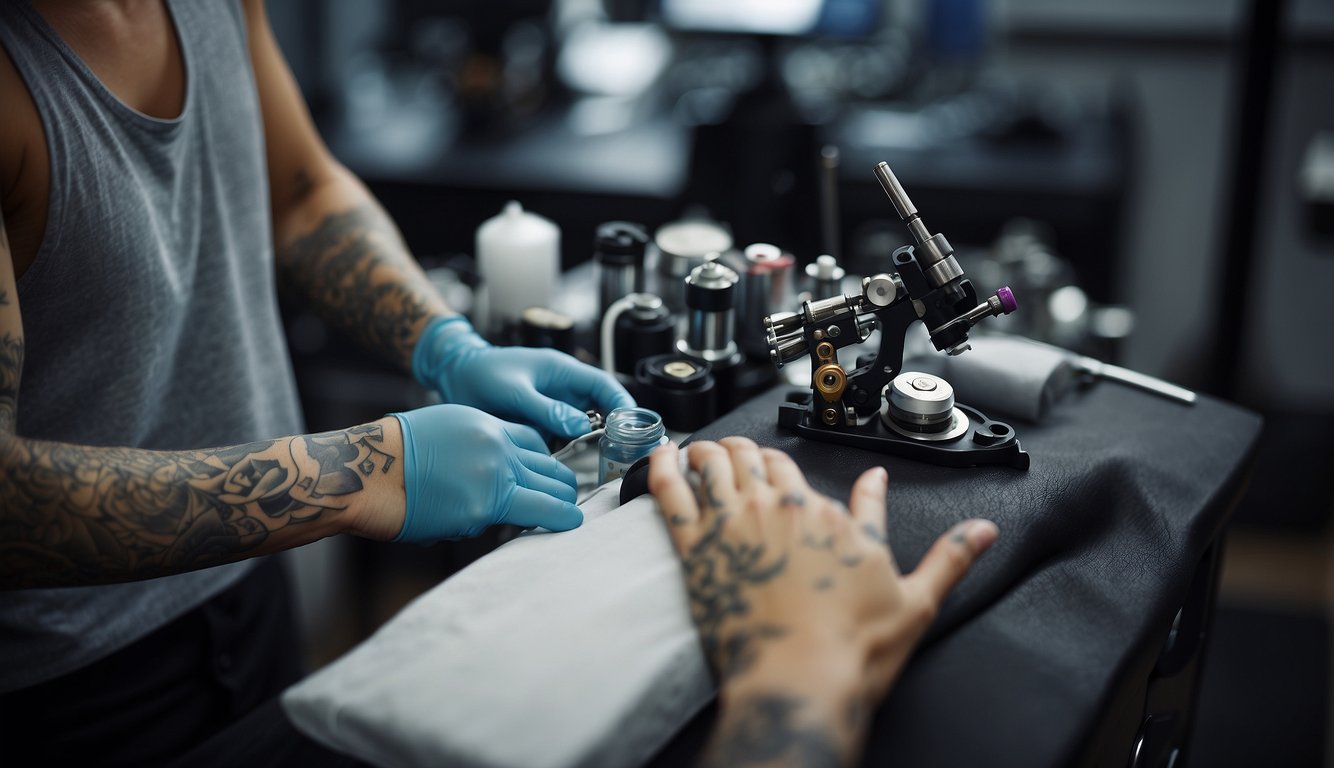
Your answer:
413,316 -> 635,439
391,404 -> 582,542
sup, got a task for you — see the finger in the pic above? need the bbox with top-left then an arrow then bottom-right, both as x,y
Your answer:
848,466 -> 890,548
510,384 -> 592,440
648,444 -> 702,541
759,448 -> 814,507
549,360 -> 638,416
504,487 -> 584,532
904,519 -> 999,607
514,448 -> 578,490
501,419 -> 548,454
719,437 -> 767,494
687,441 -> 738,515
517,464 -> 578,505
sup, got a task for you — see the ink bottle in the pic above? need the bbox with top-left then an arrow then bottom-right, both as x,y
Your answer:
598,407 -> 667,484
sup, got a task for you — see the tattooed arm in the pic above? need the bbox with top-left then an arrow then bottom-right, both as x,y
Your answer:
244,0 -> 452,369
0,207 -> 408,588
0,411 -> 408,589
648,438 -> 999,768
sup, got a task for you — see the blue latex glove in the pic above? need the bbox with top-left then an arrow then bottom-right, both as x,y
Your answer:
391,404 -> 582,542
413,316 -> 636,439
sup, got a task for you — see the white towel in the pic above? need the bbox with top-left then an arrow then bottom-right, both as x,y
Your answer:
281,481 -> 713,768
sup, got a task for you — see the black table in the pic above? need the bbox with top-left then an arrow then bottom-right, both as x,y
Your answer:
648,380 -> 1261,768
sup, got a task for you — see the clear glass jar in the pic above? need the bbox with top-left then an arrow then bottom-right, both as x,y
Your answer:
599,407 -> 667,484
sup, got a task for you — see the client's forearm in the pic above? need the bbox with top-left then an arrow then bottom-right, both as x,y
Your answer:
698,648 -> 871,768
0,418 -> 403,589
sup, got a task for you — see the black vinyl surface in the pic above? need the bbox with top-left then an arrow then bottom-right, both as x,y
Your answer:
649,381 -> 1262,767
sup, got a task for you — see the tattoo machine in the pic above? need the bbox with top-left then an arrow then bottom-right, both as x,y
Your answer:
762,162 -> 1030,470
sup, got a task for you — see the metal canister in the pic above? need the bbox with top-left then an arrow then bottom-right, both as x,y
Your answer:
736,243 -> 796,359
678,260 -> 740,363
596,221 -> 650,319
678,260 -> 743,413
652,218 -> 733,313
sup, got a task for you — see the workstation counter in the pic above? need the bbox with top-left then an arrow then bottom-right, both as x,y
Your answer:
653,381 -> 1259,767
268,378 -> 1259,768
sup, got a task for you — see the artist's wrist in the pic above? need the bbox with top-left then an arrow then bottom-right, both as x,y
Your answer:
341,416 -> 408,541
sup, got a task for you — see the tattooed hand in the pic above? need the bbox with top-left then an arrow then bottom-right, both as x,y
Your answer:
647,438 -> 998,768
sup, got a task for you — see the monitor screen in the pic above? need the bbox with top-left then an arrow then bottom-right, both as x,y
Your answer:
659,0 -> 881,39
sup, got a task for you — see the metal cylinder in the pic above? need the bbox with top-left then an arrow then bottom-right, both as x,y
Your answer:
863,274 -> 898,307
596,221 -> 650,318
886,372 -> 954,431
804,293 -> 858,325
737,243 -> 796,358
768,334 -> 809,368
805,254 -> 846,299
652,219 -> 733,313
678,260 -> 740,362
764,310 -> 803,344
880,372 -> 970,442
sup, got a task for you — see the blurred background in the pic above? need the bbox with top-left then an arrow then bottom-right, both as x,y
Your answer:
263,1 -> 1334,764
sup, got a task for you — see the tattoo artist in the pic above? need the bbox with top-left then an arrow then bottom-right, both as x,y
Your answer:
650,438 -> 999,768
0,0 -> 631,761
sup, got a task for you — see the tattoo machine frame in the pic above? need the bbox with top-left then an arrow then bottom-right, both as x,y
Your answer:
763,162 -> 1029,470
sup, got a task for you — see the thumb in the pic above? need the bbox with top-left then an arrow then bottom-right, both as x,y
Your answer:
904,519 -> 999,608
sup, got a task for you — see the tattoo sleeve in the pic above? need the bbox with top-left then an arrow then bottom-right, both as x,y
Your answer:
0,424 -> 395,589
0,329 -> 18,436
0,209 -> 17,435
274,199 -> 449,369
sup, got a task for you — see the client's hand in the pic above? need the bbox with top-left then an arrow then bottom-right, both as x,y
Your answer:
648,438 -> 998,768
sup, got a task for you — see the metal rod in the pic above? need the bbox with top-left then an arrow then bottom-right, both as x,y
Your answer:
873,162 -> 917,222
820,146 -> 842,259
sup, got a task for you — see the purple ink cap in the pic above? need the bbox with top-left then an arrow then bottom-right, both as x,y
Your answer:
997,286 -> 1017,314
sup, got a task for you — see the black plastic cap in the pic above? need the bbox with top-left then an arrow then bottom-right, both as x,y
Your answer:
595,222 -> 650,266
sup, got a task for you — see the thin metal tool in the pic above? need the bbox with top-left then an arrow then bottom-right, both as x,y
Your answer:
1073,356 -> 1197,405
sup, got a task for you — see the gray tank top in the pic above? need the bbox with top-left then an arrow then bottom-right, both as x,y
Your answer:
0,0 -> 304,692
